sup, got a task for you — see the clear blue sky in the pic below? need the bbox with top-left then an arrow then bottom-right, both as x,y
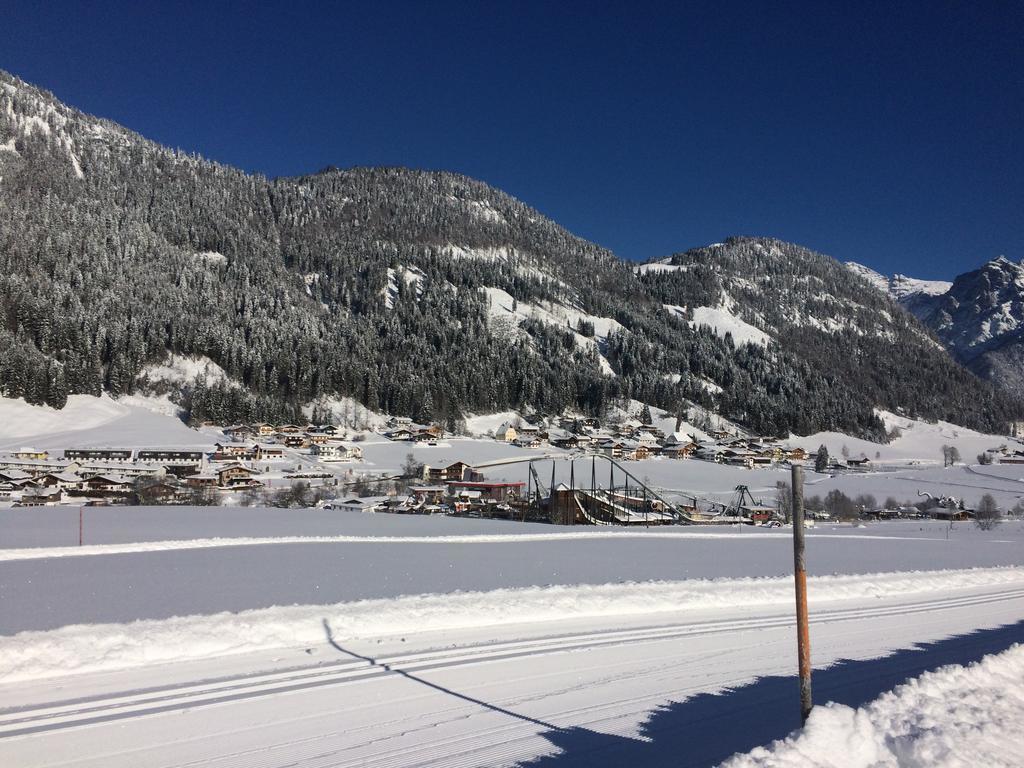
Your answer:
4,1 -> 1021,278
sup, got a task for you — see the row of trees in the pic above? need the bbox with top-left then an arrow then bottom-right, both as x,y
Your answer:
774,480 -> 1009,530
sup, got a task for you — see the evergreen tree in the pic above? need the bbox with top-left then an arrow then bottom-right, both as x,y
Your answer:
640,403 -> 653,425
814,444 -> 830,473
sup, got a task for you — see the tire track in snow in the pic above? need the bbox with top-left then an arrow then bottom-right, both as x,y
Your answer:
3,585 -> 1023,739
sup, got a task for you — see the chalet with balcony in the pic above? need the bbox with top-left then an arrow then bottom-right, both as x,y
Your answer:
216,464 -> 260,488
425,461 -> 482,483
37,472 -> 82,491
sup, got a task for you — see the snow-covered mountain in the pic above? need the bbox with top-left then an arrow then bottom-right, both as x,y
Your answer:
888,273 -> 954,302
635,237 -> 1016,435
845,261 -> 952,303
0,68 -> 1018,436
846,258 -> 1024,396
914,258 -> 1024,396
844,261 -> 890,293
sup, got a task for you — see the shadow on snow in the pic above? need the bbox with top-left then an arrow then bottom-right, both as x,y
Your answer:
321,618 -> 1024,767
517,619 -> 1024,767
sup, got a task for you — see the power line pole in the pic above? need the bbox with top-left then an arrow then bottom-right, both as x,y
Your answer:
791,464 -> 812,724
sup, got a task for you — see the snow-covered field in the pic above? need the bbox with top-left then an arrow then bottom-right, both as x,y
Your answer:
1,507 -> 1023,766
3,395 -> 1024,765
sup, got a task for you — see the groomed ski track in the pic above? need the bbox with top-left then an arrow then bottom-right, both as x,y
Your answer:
2,575 -> 1023,767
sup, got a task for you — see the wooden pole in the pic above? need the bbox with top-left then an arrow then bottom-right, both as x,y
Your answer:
791,464 -> 812,724
569,460 -> 576,526
79,506 -> 83,547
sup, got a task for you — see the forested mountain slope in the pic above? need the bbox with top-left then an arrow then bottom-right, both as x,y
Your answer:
638,238 -> 1016,434
0,70 -> 1015,437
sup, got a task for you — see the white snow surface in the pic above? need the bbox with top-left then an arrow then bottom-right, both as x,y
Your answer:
138,353 -> 228,385
635,260 -> 685,274
0,498 -> 1022,766
844,262 -> 953,302
3,566 -> 1021,684
789,409 -> 1009,465
890,273 -> 953,300
724,644 -> 1024,768
195,250 -> 227,264
845,261 -> 890,292
0,394 -> 209,450
463,410 -> 522,436
301,395 -> 389,430
484,286 -> 621,374
664,303 -> 771,347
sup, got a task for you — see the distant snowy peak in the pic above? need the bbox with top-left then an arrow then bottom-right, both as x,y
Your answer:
889,273 -> 953,300
843,261 -> 952,302
930,257 -> 1024,353
844,261 -> 889,293
851,255 -> 1024,396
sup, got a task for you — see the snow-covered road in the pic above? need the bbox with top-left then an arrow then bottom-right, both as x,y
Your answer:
2,570 -> 1023,767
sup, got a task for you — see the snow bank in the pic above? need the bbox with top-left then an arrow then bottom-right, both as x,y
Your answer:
723,643 -> 1024,767
0,529 -> 980,561
2,567 -> 1020,683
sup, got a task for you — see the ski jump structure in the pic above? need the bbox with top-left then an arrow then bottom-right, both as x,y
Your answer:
471,453 -> 714,525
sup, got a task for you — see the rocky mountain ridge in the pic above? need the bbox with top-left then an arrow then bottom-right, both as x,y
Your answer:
846,258 -> 1024,397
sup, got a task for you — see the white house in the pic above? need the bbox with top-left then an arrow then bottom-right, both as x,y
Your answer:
313,443 -> 363,462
